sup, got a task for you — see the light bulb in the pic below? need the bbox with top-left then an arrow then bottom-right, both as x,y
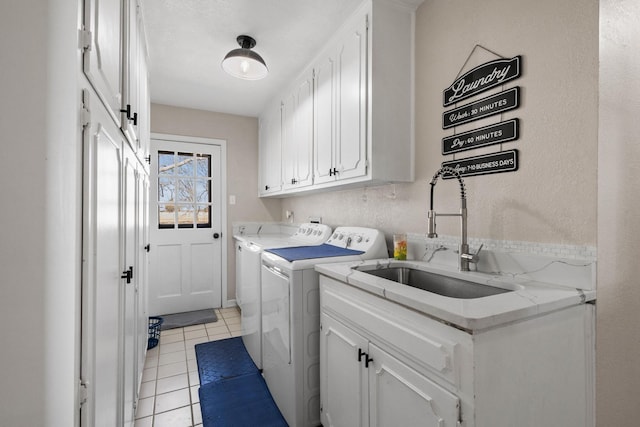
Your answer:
240,60 -> 250,74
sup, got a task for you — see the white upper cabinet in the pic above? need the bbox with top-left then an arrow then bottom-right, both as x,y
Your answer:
314,12 -> 368,186
259,100 -> 283,195
82,0 -> 124,127
121,0 -> 141,152
282,70 -> 314,191
83,0 -> 150,163
259,0 -> 420,197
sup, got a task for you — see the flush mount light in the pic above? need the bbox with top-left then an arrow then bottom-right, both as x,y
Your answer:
221,35 -> 268,80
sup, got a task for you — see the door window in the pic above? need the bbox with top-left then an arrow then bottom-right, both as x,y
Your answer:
157,151 -> 212,228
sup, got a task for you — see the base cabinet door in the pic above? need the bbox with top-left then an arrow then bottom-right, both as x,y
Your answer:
368,344 -> 460,427
320,313 -> 369,427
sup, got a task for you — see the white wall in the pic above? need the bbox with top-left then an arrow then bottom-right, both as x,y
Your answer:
150,104 -> 282,300
597,0 -> 640,424
0,0 -> 81,425
282,0 -> 599,247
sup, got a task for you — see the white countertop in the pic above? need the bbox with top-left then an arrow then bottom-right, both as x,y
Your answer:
315,258 -> 596,331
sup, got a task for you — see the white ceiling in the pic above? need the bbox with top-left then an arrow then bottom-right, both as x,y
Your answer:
141,0 -> 364,118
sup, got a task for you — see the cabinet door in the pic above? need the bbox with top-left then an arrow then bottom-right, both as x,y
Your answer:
258,103 -> 282,195
136,169 -> 149,390
122,146 -> 138,427
83,0 -> 124,126
282,74 -> 314,190
137,40 -> 150,169
313,54 -> 337,185
368,344 -> 460,427
121,0 -> 139,150
320,313 -> 369,427
335,14 -> 368,181
81,92 -> 124,427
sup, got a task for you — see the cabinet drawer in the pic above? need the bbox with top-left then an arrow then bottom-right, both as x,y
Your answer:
321,277 -> 463,386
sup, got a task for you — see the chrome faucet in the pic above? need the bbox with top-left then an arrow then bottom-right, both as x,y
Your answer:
427,167 -> 480,271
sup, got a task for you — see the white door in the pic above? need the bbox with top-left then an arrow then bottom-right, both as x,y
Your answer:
149,136 -> 224,315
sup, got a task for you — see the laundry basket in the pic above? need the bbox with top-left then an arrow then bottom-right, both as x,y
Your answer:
147,316 -> 163,350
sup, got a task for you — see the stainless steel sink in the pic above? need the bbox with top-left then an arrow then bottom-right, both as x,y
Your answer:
356,266 -> 512,299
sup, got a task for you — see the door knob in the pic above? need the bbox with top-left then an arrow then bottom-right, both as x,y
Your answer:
213,232 -> 221,239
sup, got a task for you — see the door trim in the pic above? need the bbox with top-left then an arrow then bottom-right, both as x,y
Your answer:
150,133 -> 230,307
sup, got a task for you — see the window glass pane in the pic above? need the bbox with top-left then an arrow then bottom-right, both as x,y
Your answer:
195,179 -> 210,203
196,205 -> 210,227
177,205 -> 194,226
197,154 -> 210,177
158,152 -> 175,176
158,177 -> 175,203
177,179 -> 194,202
158,204 -> 175,228
177,153 -> 194,176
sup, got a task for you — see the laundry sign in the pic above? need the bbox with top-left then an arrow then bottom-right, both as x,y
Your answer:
442,119 -> 519,155
441,149 -> 519,178
443,56 -> 522,107
442,87 -> 520,129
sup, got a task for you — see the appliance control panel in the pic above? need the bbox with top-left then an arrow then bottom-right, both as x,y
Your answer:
326,227 -> 387,253
291,223 -> 333,244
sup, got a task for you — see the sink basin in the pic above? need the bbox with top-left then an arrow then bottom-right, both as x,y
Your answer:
355,266 -> 512,299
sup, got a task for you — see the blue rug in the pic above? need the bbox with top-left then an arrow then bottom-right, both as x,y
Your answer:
195,337 -> 288,427
195,337 -> 259,385
199,373 -> 288,427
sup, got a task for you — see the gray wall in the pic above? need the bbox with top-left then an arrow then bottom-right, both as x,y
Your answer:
282,0 -> 598,246
0,0 -> 81,425
597,0 -> 640,424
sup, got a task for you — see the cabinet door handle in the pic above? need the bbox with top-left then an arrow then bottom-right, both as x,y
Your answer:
358,348 -> 366,362
121,266 -> 133,284
365,356 -> 373,368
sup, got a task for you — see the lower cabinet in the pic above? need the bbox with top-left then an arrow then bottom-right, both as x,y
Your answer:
319,275 -> 595,427
320,313 -> 459,427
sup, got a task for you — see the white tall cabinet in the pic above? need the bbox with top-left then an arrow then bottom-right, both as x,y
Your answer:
80,0 -> 150,425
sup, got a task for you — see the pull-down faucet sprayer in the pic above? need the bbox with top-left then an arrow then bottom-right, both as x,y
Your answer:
427,166 -> 480,271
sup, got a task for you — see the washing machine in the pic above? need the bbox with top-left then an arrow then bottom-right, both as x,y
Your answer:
234,223 -> 332,370
260,227 -> 388,427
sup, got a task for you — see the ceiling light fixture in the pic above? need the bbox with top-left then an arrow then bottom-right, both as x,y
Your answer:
221,35 -> 268,81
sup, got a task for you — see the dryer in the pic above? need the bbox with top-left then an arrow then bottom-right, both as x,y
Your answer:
234,223 -> 332,370
260,227 -> 388,427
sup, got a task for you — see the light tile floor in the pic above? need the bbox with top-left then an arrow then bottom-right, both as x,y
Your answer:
134,307 -> 243,427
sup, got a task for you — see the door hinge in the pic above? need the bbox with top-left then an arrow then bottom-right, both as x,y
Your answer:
80,89 -> 91,128
80,106 -> 91,128
78,379 -> 89,407
78,29 -> 92,51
